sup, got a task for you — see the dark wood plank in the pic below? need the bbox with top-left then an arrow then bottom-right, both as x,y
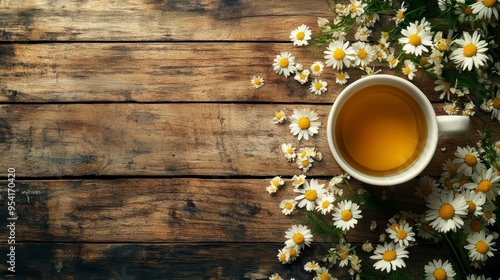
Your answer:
0,0 -> 331,42
0,43 -> 443,103
6,178 -> 402,243
0,242 -> 497,279
1,104 -> 495,178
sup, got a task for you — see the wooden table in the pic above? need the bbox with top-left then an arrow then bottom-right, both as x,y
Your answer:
1,0 -> 499,279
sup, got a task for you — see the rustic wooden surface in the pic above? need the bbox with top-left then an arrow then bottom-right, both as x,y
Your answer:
0,0 -> 499,279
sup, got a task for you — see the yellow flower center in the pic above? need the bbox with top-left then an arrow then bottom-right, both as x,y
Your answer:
396,229 -> 407,240
409,34 -> 422,46
403,65 -> 411,75
464,5 -> 473,15
448,164 -> 457,175
390,223 -> 400,232
341,209 -> 352,221
338,73 -> 346,80
433,268 -> 447,280
376,51 -> 383,58
485,211 -> 493,219
492,97 -> 500,109
459,178 -> 469,186
396,10 -> 405,19
439,203 -> 455,220
421,185 -> 432,196
305,189 -> 317,201
463,43 -> 477,57
476,241 -> 489,254
289,247 -> 297,257
419,57 -> 428,66
357,49 -> 367,59
477,180 -> 492,193
438,42 -> 447,51
467,201 -> 477,213
300,73 -> 307,80
287,148 -> 294,154
293,233 -> 305,244
322,200 -> 330,209
285,203 -> 293,210
313,64 -> 321,72
301,151 -> 307,157
297,117 -> 310,129
315,82 -> 323,90
301,160 -> 310,168
296,31 -> 305,40
295,177 -> 303,185
275,112 -> 283,120
464,154 -> 478,166
279,252 -> 287,262
320,272 -> 330,280
333,48 -> 346,60
272,180 -> 281,187
483,0 -> 497,8
382,250 -> 397,262
470,220 -> 482,232
253,78 -> 261,85
444,179 -> 453,188
279,57 -> 289,68
339,248 -> 348,260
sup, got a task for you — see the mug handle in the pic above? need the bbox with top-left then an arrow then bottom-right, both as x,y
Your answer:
437,115 -> 470,139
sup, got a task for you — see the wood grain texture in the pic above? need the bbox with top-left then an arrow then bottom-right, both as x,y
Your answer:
2,178 -> 414,243
0,242 -> 469,280
0,43 -> 443,103
0,0 -> 331,42
1,104 -> 496,178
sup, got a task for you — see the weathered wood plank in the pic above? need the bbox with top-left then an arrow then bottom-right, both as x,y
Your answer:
1,104 -> 495,178
0,242 -> 497,279
2,178 -> 401,243
0,0 -> 331,42
0,43 -> 443,103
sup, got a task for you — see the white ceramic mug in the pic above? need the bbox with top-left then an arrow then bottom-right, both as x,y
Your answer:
327,75 -> 470,186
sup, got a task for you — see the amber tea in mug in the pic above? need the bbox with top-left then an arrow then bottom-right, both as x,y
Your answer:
334,84 -> 427,176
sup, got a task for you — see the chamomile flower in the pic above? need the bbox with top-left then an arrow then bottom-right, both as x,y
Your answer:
309,79 -> 328,95
424,259 -> 456,280
251,76 -> 264,88
273,110 -> 286,124
362,240 -> 374,252
463,217 -> 487,236
304,261 -> 320,272
270,176 -> 285,189
284,224 -> 313,250
266,185 -> 278,195
462,189 -> 486,217
370,242 -> 409,273
399,20 -> 434,56
354,26 -> 371,41
394,2 -> 407,25
277,248 -> 291,264
482,203 -> 497,225
273,52 -> 297,78
464,231 -> 497,262
332,200 -> 363,231
284,246 -> 301,262
374,45 -> 388,62
292,174 -> 306,188
444,101 -> 459,115
415,175 -> 441,203
335,72 -> 350,84
471,0 -> 500,21
280,199 -> 297,215
450,31 -> 489,71
402,59 -> 417,80
389,223 -> 416,247
425,191 -> 468,233
324,40 -> 356,70
281,143 -> 296,162
288,108 -> 321,141
348,0 -> 367,18
295,179 -> 326,211
464,168 -> 500,199
387,54 -> 400,69
490,89 -> 500,121
352,41 -> 376,67
294,69 -> 310,84
466,275 -> 492,280
297,156 -> 314,172
290,24 -> 312,46
314,267 -> 334,280
434,79 -> 456,100
269,272 -> 284,280
452,146 -> 485,176
337,242 -> 352,267
316,194 -> 336,214
310,61 -> 324,75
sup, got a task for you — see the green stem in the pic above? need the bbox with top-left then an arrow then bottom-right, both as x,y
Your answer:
443,232 -> 470,277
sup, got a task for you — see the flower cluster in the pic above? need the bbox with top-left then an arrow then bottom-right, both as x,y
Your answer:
283,0 -> 500,121
271,175 -> 369,279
